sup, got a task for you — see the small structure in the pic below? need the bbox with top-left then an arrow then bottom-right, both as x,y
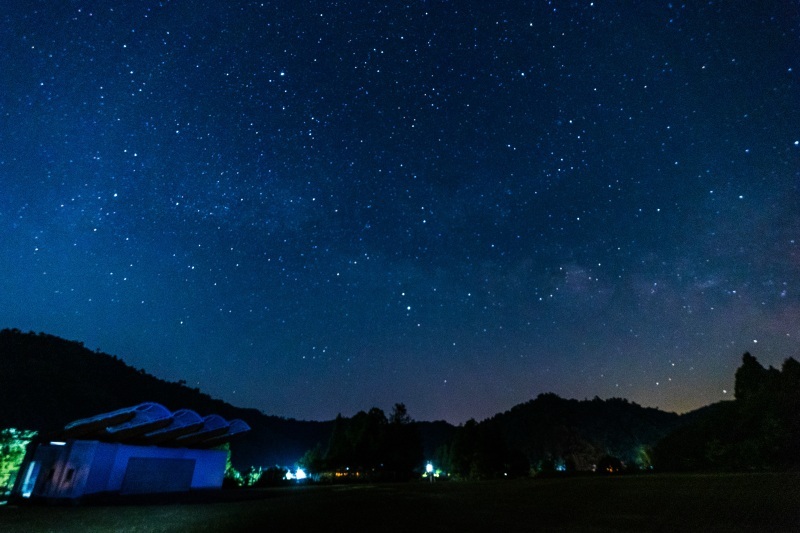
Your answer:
14,440 -> 226,499
12,402 -> 249,502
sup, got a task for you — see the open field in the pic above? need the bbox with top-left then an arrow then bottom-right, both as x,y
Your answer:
2,473 -> 799,532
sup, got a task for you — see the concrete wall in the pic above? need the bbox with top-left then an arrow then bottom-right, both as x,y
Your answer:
17,440 -> 226,499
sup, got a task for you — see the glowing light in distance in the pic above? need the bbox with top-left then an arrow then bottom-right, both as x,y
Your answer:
285,468 -> 307,481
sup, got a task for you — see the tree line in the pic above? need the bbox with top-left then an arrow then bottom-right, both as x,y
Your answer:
300,403 -> 423,481
299,353 -> 800,479
655,352 -> 800,471
4,329 -> 794,477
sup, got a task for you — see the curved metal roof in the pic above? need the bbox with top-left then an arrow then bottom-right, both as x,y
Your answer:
59,403 -> 250,448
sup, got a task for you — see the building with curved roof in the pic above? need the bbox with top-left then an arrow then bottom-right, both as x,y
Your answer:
12,403 -> 250,501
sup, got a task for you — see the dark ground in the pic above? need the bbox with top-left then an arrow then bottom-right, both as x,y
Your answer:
1,473 -> 799,532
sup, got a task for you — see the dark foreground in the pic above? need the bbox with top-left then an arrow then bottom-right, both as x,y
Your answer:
2,473 -> 799,532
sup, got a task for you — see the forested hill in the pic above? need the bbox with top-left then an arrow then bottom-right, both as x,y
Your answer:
654,353 -> 800,471
484,393 -> 683,470
0,328 -> 333,468
1,328 -> 692,474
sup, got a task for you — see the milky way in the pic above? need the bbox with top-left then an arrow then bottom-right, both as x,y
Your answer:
1,1 -> 798,422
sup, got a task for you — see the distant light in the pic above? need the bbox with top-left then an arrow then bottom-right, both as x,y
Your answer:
426,463 -> 434,474
285,468 -> 307,481
49,441 -> 66,446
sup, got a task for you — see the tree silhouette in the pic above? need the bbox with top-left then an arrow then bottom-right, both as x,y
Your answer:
302,405 -> 423,480
656,352 -> 800,471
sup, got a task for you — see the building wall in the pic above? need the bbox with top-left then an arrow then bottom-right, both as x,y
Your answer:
43,440 -> 98,499
120,457 -> 196,494
84,440 -> 118,495
17,440 -> 226,500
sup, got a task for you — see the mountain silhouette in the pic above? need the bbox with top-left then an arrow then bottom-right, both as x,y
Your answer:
1,328 -> 688,472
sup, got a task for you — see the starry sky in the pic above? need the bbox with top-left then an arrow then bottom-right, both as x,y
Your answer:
1,1 -> 798,423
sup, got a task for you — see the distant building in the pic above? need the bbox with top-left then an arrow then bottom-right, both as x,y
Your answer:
11,402 -> 249,502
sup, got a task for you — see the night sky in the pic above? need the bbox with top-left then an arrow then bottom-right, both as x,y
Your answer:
2,1 -> 798,423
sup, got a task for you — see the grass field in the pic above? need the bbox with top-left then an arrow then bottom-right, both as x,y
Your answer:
1,473 -> 799,532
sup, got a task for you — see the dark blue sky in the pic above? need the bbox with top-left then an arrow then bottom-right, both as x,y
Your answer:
2,1 -> 798,422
